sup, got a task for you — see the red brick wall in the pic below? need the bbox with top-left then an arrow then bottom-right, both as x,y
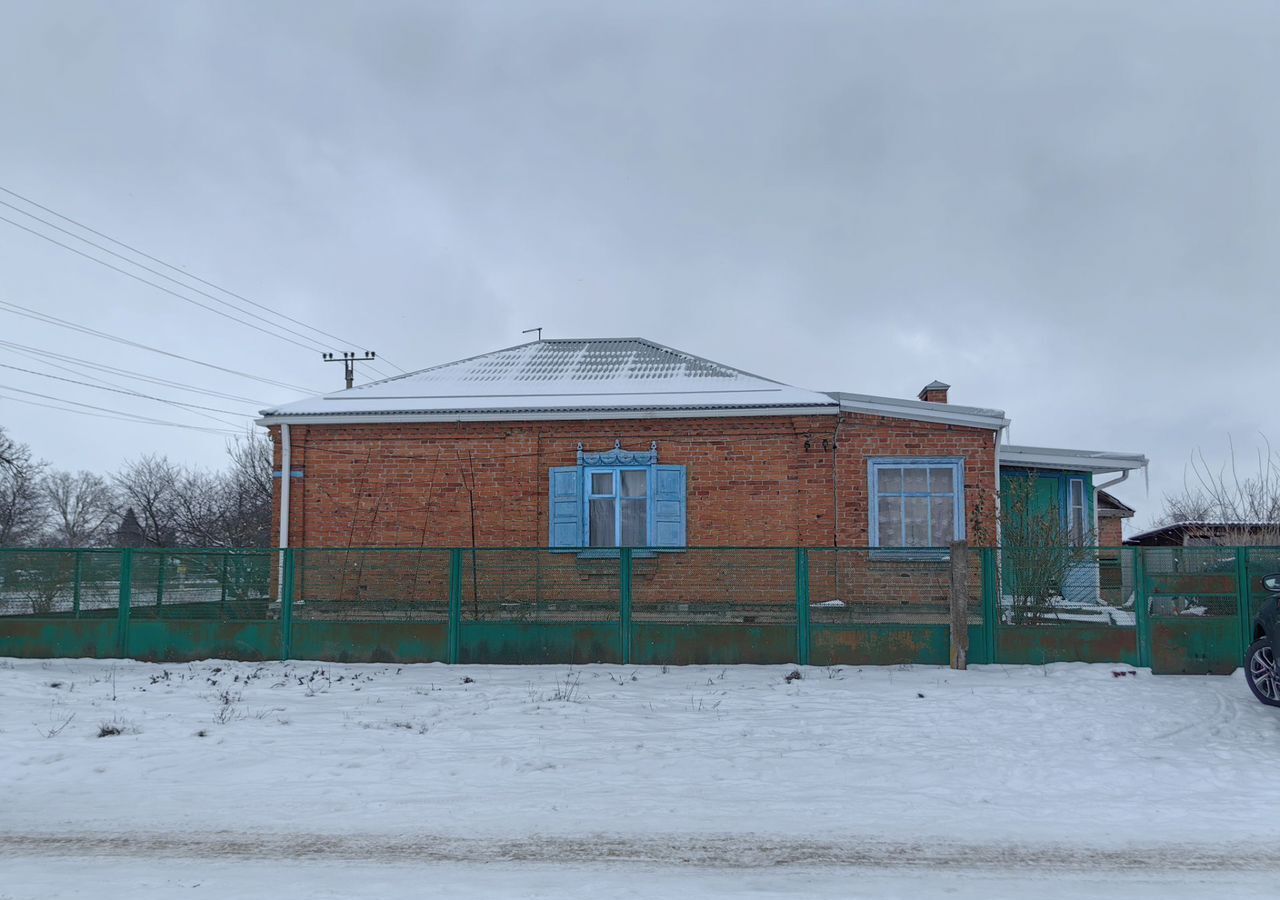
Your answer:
1098,516 -> 1124,548
268,411 -> 999,551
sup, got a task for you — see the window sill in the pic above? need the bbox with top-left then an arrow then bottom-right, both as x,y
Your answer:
576,549 -> 659,560
549,547 -> 685,559
869,548 -> 952,563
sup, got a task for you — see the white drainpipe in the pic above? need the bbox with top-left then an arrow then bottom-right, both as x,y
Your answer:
277,423 -> 291,598
1094,469 -> 1131,492
1092,467 -> 1147,542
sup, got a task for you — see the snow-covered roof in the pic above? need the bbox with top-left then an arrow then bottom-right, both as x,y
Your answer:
999,444 -> 1148,474
258,338 -> 840,423
1124,521 -> 1277,546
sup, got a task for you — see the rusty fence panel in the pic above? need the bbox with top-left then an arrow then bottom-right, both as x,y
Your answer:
989,546 -> 1140,667
1142,545 -> 1246,675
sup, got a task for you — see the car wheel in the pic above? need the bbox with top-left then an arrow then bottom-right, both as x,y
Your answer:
1245,638 -> 1280,708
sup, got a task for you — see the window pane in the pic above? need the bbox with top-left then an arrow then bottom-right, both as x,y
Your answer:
589,498 -> 616,546
904,497 -> 930,546
903,468 -> 928,492
877,496 -> 903,546
591,472 -> 614,495
931,496 -> 955,546
620,469 -> 647,498
1069,481 -> 1086,546
1071,508 -> 1085,545
878,467 -> 902,493
621,498 -> 647,546
929,467 -> 954,493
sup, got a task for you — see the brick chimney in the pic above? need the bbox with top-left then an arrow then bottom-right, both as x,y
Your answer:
918,380 -> 950,403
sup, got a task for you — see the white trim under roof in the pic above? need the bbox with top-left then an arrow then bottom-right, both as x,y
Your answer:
256,404 -> 839,427
999,444 -> 1148,474
828,392 -> 1008,431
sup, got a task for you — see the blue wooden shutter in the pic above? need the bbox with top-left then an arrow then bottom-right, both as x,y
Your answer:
549,467 -> 582,548
652,465 -> 687,548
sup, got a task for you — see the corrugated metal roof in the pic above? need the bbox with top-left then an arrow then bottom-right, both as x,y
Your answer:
259,338 -> 840,420
402,338 -> 739,383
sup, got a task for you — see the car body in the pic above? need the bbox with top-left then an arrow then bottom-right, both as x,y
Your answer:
1245,573 -> 1280,706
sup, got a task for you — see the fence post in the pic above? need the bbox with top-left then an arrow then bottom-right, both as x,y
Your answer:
219,552 -> 229,619
1235,547 -> 1252,660
72,550 -> 83,619
620,548 -> 633,665
116,548 -> 132,658
279,549 -> 295,661
1133,547 -> 1151,669
447,549 -> 463,664
155,553 -> 166,616
949,541 -> 969,670
981,548 -> 999,664
795,548 -> 810,666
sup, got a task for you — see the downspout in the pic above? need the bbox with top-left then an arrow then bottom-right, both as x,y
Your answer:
277,423 -> 291,599
994,423 -> 1008,549
1094,469 -> 1131,492
1092,467 -> 1135,544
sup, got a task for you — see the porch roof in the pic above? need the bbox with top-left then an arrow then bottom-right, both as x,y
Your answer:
999,444 -> 1148,475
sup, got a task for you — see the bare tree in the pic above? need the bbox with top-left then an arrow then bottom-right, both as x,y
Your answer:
0,426 -> 48,547
0,425 -> 20,472
1159,438 -> 1280,545
169,433 -> 272,548
112,433 -> 272,549
220,431 -> 273,547
41,470 -> 117,547
112,454 -> 183,547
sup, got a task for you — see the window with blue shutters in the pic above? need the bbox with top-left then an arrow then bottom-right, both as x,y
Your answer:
548,442 -> 686,550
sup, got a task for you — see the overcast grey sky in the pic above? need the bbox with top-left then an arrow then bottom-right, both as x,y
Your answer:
1,1 -> 1277,530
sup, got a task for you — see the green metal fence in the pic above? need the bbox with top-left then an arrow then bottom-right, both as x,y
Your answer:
0,546 -> 1274,671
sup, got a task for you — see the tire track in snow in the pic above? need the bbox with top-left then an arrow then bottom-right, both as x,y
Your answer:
1,832 -> 1274,872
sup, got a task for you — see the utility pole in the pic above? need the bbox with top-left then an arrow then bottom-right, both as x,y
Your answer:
322,351 -> 377,389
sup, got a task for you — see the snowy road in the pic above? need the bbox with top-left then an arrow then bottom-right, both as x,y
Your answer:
3,658 -> 1279,897
0,830 -> 1274,870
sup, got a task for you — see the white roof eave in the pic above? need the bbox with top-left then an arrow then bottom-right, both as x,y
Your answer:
999,444 -> 1148,474
829,392 -> 1008,431
255,404 -> 841,427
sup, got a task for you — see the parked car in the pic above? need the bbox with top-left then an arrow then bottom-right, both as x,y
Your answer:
1245,573 -> 1280,707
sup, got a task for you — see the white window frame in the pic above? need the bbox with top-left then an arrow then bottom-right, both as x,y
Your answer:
584,465 -> 651,548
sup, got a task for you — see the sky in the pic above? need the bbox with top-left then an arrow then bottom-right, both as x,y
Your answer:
1,0 -> 1277,531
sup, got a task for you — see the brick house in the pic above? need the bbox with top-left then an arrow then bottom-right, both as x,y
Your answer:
256,338 -> 1145,577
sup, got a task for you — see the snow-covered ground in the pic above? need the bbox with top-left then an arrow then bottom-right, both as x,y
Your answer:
3,658 -> 1279,898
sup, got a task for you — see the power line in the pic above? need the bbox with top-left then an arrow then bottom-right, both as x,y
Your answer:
0,297 -> 316,394
0,385 -> 243,435
0,361 -> 251,420
0,339 -> 268,404
0,389 -> 242,434
0,197 -> 397,376
0,184 -> 407,374
0,213 -> 327,354
0,346 -> 247,430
